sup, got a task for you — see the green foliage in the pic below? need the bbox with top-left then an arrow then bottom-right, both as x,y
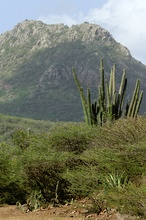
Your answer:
16,190 -> 45,212
73,59 -> 143,126
102,183 -> 146,217
0,143 -> 26,204
1,182 -> 26,205
1,22 -> 146,122
89,182 -> 146,217
24,161 -> 71,204
63,165 -> 100,198
105,171 -> 128,189
26,190 -> 45,211
1,115 -> 146,218
11,129 -> 32,149
97,117 -> 146,146
49,123 -> 92,154
0,113 -> 56,142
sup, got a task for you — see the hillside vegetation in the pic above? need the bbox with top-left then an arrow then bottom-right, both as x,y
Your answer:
0,20 -> 146,121
1,114 -> 146,219
1,20 -> 146,219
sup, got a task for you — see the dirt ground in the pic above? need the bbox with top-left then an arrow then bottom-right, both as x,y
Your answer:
0,204 -> 138,220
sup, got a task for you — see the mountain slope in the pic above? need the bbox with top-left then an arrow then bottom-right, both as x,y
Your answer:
0,20 -> 146,121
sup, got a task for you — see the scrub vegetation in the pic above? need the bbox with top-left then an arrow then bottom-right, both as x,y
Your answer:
1,114 -> 146,219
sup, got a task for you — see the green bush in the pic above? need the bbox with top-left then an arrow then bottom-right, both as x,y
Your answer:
63,165 -> 101,198
103,183 -> 146,217
24,161 -> 71,204
0,143 -> 26,204
1,182 -> 26,205
99,117 -> 146,146
1,116 -> 146,220
49,123 -> 94,154
11,129 -> 34,149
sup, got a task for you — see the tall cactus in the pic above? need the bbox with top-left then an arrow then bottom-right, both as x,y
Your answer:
72,68 -> 88,124
87,88 -> 93,126
117,69 -> 127,118
73,59 -> 143,126
127,79 -> 143,118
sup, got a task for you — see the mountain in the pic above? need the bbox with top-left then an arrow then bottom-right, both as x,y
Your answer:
0,20 -> 146,121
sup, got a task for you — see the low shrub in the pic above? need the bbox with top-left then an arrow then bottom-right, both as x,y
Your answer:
49,123 -> 94,154
0,143 -> 26,204
24,161 -> 71,204
63,165 -> 101,198
99,117 -> 146,146
1,182 -> 26,205
104,183 -> 146,217
1,116 -> 146,219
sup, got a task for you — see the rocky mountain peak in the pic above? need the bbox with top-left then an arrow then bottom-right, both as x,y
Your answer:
70,22 -> 113,42
0,20 -> 145,121
0,20 -> 131,58
0,19 -> 135,72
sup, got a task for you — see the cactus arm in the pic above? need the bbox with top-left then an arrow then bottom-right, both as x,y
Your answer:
87,88 -> 92,125
91,100 -> 98,125
130,80 -> 140,118
100,58 -> 107,123
127,79 -> 140,117
117,69 -> 127,118
106,80 -> 113,121
72,68 -> 88,124
100,58 -> 105,109
112,64 -> 116,96
134,91 -> 143,117
119,78 -> 127,117
73,59 -> 143,126
118,69 -> 126,95
109,67 -> 113,98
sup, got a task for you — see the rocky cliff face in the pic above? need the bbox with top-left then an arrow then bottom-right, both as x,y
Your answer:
0,20 -> 131,59
0,20 -> 145,121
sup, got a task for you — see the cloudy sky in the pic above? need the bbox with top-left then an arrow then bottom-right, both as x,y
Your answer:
0,0 -> 146,64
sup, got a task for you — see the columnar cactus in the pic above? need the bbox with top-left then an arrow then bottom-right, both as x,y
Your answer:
73,59 -> 143,126
72,68 -> 89,124
127,79 -> 143,118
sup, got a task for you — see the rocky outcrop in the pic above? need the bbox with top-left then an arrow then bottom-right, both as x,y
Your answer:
0,20 -> 145,121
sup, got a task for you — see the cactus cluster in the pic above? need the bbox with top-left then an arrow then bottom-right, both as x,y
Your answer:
73,59 -> 143,126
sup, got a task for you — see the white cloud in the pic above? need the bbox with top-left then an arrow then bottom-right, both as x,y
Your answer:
38,0 -> 146,64
84,0 -> 146,64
